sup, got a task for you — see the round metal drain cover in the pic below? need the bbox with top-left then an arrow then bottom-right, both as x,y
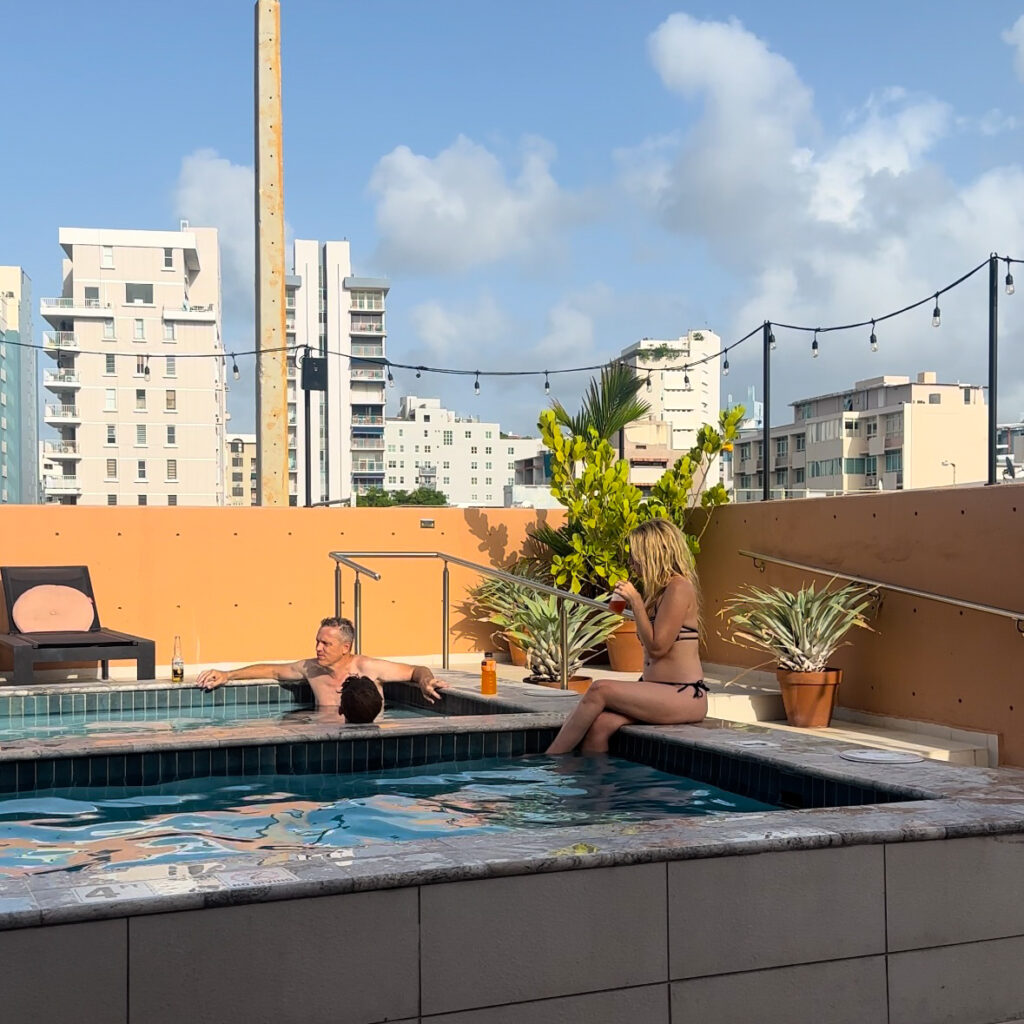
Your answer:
838,749 -> 924,764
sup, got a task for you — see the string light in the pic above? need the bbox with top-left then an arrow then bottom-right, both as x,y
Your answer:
870,320 -> 878,353
544,371 -> 550,396
932,294 -> 941,327
722,355 -> 730,377
387,368 -> 395,388
415,367 -> 422,379
811,331 -> 819,359
143,357 -> 150,382
645,372 -> 652,392
683,367 -> 691,390
231,356 -> 240,381
474,372 -> 480,396
769,330 -> 776,352
1006,259 -> 1015,296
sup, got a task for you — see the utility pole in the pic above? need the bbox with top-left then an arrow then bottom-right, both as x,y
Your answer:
254,0 -> 288,505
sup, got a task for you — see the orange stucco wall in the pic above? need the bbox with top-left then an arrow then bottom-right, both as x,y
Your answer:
0,506 -> 563,670
695,482 -> 1024,764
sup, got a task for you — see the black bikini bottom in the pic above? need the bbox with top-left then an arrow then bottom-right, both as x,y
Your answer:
639,677 -> 709,698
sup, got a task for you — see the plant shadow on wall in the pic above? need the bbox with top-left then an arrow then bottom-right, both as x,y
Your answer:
465,361 -> 745,677
720,579 -> 878,728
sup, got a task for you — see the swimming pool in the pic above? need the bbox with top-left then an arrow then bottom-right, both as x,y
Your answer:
0,754 -> 777,875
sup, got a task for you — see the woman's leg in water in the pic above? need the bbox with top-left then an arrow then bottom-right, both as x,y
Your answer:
580,711 -> 634,754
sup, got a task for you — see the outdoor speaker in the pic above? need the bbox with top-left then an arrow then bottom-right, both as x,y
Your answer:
301,356 -> 328,392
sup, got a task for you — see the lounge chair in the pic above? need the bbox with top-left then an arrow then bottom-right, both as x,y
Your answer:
0,565 -> 156,685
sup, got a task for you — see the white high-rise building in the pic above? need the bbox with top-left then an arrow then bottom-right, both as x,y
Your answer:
0,267 -> 39,503
39,226 -> 226,506
619,331 -> 722,450
385,396 -> 544,506
287,240 -> 388,505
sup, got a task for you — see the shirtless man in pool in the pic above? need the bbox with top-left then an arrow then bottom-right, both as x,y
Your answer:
194,616 -> 448,710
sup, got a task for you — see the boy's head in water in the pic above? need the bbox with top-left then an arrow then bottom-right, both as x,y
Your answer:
340,675 -> 383,723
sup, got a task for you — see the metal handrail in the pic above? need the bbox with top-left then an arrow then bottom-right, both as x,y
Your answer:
329,550 -> 623,689
739,549 -> 1024,633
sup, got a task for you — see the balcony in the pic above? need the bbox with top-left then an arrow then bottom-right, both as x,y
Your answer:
351,437 -> 385,450
43,474 -> 81,495
162,303 -> 217,322
352,461 -> 385,474
43,370 -> 82,391
40,296 -> 110,322
43,440 -> 81,457
351,320 -> 384,335
42,331 -> 79,353
351,343 -> 385,359
43,404 -> 80,423
884,431 -> 904,449
351,414 -> 384,426
350,368 -> 385,381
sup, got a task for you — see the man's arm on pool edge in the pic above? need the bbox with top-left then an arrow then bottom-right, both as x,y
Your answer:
195,660 -> 307,691
351,655 -> 448,703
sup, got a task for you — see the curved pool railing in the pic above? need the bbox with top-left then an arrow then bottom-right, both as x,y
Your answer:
329,550 -> 620,690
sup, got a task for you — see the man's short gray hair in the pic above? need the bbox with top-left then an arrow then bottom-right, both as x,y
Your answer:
319,616 -> 355,644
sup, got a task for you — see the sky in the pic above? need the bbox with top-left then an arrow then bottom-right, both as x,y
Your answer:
3,0 -> 1024,436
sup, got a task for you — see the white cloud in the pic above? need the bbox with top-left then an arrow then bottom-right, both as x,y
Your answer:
407,294 -> 513,361
369,135 -> 583,273
1003,15 -> 1024,82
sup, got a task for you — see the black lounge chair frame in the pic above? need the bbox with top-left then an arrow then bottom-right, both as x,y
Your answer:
0,565 -> 156,685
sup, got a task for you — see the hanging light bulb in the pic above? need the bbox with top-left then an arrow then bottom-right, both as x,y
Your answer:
645,372 -> 652,392
1006,260 -> 1015,296
722,356 -> 730,376
870,320 -> 878,353
232,356 -> 240,381
415,367 -> 422,379
769,331 -> 776,352
932,294 -> 941,327
811,331 -> 819,358
474,372 -> 480,396
683,367 -> 691,390
143,357 -> 151,382
544,372 -> 550,396
387,368 -> 395,388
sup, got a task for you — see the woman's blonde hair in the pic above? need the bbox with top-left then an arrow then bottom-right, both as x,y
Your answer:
627,518 -> 701,627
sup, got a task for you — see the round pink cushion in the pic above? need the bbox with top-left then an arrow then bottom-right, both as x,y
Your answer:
10,585 -> 95,632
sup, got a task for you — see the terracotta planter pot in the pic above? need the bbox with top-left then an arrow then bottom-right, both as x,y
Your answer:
606,619 -> 644,673
508,641 -> 528,668
776,668 -> 843,727
526,675 -> 593,694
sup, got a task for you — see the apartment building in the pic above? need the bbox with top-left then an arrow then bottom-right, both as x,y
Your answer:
619,331 -> 722,450
0,267 -> 39,503
385,396 -> 544,506
40,226 -> 225,506
734,371 -> 987,501
225,432 -> 258,506
286,239 -> 388,505
997,422 -> 1024,481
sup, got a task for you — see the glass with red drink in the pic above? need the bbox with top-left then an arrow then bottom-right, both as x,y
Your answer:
609,592 -> 627,614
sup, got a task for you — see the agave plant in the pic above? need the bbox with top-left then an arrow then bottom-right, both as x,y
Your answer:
503,591 -> 621,682
721,580 -> 877,673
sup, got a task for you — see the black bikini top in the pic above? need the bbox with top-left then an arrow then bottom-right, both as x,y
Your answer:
651,602 -> 700,641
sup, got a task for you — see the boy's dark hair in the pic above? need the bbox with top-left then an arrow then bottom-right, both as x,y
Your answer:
341,675 -> 383,724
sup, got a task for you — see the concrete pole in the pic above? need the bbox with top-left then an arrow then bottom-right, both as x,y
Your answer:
254,0 -> 288,506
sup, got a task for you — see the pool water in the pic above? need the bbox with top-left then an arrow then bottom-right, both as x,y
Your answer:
0,702 -> 438,742
0,755 -> 777,875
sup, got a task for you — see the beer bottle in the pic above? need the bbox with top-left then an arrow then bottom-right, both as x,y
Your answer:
171,635 -> 185,684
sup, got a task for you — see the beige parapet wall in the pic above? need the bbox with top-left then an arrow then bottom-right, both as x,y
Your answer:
696,482 -> 1024,765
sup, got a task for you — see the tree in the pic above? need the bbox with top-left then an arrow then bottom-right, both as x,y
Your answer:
549,361 -> 650,443
356,486 -> 447,508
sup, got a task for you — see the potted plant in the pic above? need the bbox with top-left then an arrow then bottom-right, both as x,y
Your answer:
721,580 -> 877,727
504,591 -> 621,692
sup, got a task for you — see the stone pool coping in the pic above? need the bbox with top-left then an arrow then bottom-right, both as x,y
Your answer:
1,670 -> 1023,932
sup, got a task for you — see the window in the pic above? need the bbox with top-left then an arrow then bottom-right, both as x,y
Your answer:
163,248 -> 173,269
105,388 -> 117,411
424,445 -> 431,453
507,446 -> 515,455
107,494 -> 117,506
776,438 -> 788,457
928,393 -> 941,405
844,419 -> 859,434
884,412 -> 902,435
106,425 -> 116,445
103,320 -> 115,340
485,461 -> 492,469
443,476 -> 450,485
470,461 -> 478,470
485,431 -> 492,439
106,459 -> 117,479
963,388 -> 972,404
865,421 -> 878,437
470,446 -> 478,454
165,356 -> 176,376
844,457 -> 866,475
464,430 -> 471,439
795,434 -> 806,452
443,430 -> 453,445
471,477 -> 478,485
423,430 -> 429,437
101,245 -> 114,269
167,459 -> 177,481
885,449 -> 903,473
485,446 -> 492,455
232,471 -> 243,483
135,389 -> 146,411
775,469 -> 787,486
738,443 -> 751,461
166,425 -> 176,446
136,355 -> 146,377
232,456 -> 243,468
126,283 -> 153,305
137,460 -> 147,480
794,467 -> 805,484
165,390 -> 177,411
866,456 -> 877,475
163,322 -> 176,342
105,354 -> 116,375
84,286 -> 99,303
136,424 -> 147,446
167,495 -> 177,506
134,319 -> 145,340
138,495 -> 147,506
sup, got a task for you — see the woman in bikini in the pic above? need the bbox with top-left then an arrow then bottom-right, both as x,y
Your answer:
546,518 -> 708,755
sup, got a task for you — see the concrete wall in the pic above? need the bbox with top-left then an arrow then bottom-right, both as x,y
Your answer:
696,481 -> 1024,764
6,836 -> 1024,1023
